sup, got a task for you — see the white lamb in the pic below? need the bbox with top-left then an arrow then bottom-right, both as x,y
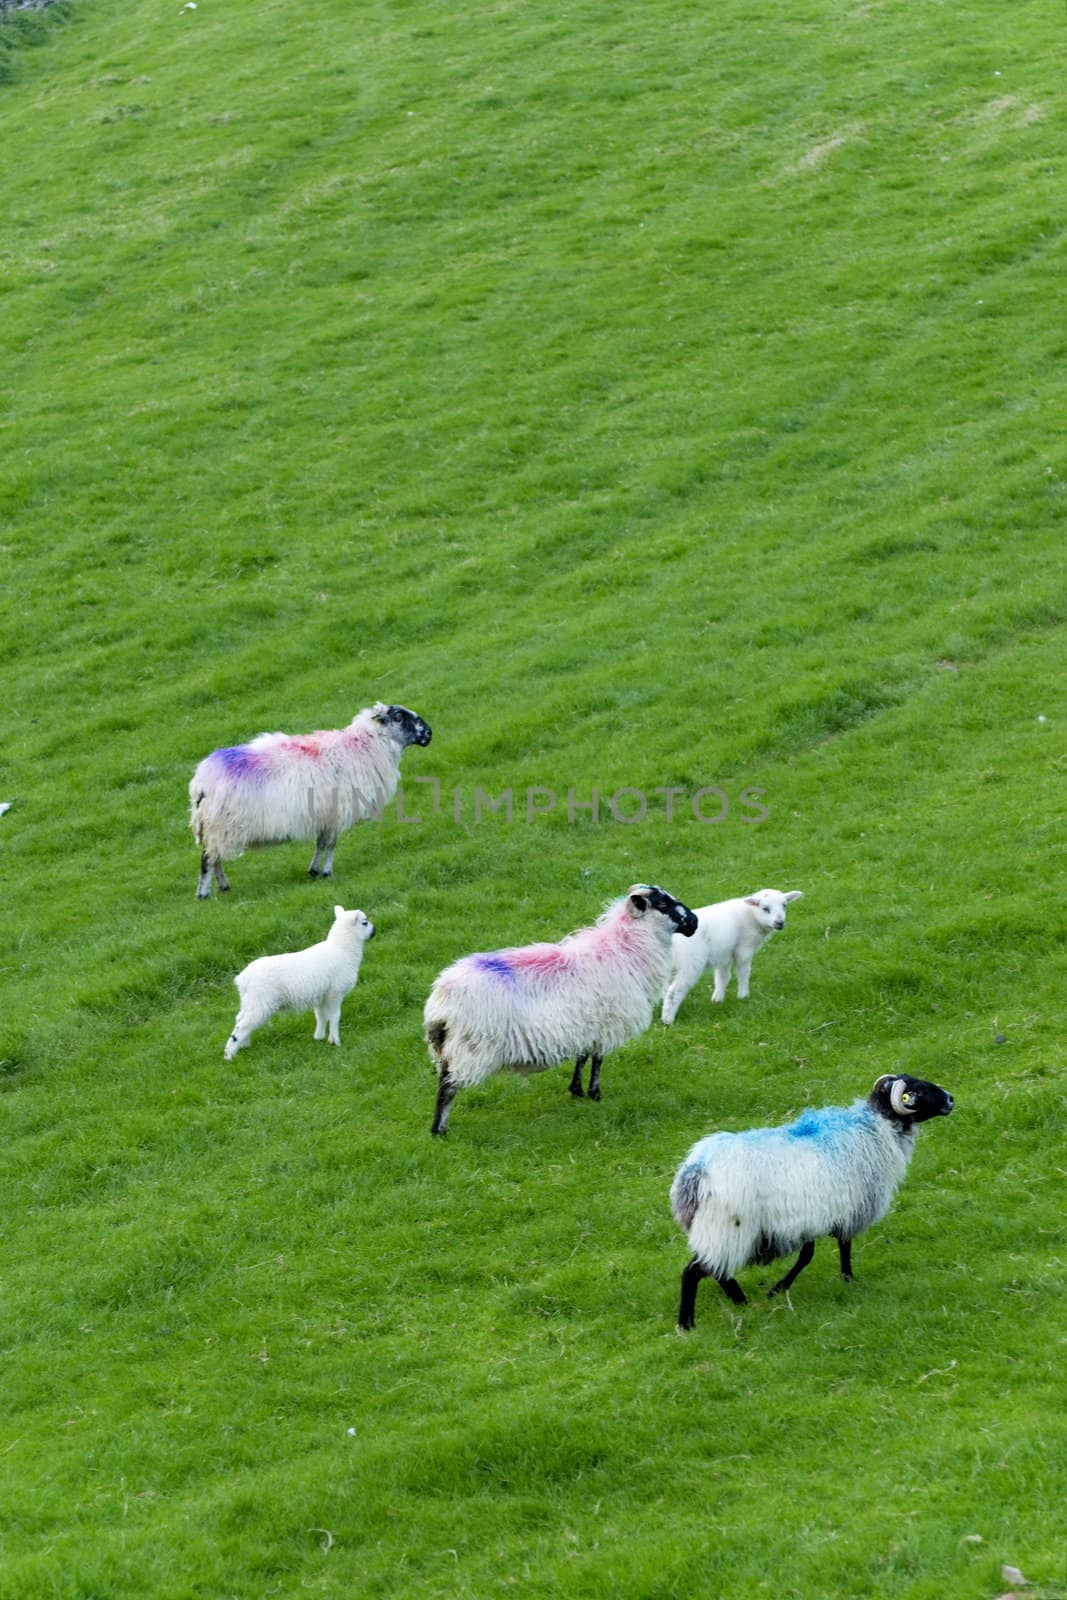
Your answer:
224,906 -> 375,1059
190,702 -> 431,897
661,888 -> 802,1024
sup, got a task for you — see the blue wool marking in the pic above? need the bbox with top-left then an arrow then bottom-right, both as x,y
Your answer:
473,954 -> 517,984
213,746 -> 262,780
788,1104 -> 870,1146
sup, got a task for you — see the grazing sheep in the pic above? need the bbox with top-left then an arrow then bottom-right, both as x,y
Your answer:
190,702 -> 432,898
425,885 -> 698,1135
224,905 -> 375,1059
661,888 -> 802,1023
670,1073 -> 954,1328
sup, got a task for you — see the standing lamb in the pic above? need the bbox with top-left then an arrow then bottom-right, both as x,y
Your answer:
190,702 -> 431,897
670,1072 -> 954,1328
425,885 -> 698,1136
224,905 -> 375,1059
661,888 -> 802,1023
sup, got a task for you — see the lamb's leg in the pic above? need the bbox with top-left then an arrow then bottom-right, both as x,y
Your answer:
313,1005 -> 328,1041
586,1053 -> 603,1102
197,852 -> 214,899
837,1237 -> 854,1282
224,1006 -> 268,1060
431,1068 -> 458,1136
734,953 -> 754,1000
662,974 -> 696,1025
711,963 -> 732,1002
768,1240 -> 815,1296
325,998 -> 342,1046
568,1055 -> 588,1097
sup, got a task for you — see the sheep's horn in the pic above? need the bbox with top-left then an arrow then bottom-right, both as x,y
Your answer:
889,1079 -> 914,1116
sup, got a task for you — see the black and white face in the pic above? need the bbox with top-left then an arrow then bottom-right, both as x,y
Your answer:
627,884 -> 699,938
373,704 -> 432,747
870,1073 -> 954,1125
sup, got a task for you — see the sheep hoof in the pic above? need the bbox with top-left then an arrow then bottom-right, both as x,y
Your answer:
569,1082 -> 584,1098
588,1085 -> 601,1102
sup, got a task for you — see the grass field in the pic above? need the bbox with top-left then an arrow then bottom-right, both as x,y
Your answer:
2,0 -> 1066,1594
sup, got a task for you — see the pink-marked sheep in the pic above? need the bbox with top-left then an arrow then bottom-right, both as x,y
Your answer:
224,905 -> 375,1058
424,885 -> 698,1135
661,888 -> 802,1023
189,703 -> 431,898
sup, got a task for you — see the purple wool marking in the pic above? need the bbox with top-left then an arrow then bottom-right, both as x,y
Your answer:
473,954 -> 517,985
212,746 -> 264,781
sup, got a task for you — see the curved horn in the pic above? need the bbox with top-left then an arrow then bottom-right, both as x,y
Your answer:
889,1078 -> 914,1116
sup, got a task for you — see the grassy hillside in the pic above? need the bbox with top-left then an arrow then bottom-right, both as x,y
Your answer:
1,0 -> 1065,1595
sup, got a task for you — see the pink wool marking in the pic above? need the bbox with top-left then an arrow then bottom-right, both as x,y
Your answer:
282,736 -> 323,759
509,945 -> 573,976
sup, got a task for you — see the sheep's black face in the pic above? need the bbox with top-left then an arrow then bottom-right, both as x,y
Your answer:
630,884 -> 698,937
377,705 -> 432,747
870,1073 -> 954,1126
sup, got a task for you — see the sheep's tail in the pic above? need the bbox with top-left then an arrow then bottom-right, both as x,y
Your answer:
189,787 -> 206,844
426,1018 -> 448,1069
670,1163 -> 704,1233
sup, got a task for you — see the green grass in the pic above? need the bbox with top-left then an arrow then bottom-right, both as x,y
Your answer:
2,0 -> 1066,1594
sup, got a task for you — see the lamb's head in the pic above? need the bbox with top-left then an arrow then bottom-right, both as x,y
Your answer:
743,888 -> 803,933
371,703 -> 432,747
869,1073 -> 954,1127
627,885 -> 698,938
329,905 -> 376,943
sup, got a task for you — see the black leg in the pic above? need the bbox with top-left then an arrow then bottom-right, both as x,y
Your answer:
768,1240 -> 815,1296
679,1257 -> 747,1327
568,1055 -> 588,1097
587,1054 -> 602,1102
838,1237 -> 854,1282
678,1255 -> 708,1329
197,851 -> 213,899
431,1070 -> 458,1136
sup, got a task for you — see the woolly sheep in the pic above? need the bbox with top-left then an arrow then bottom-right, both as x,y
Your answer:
425,884 -> 698,1135
670,1073 -> 954,1328
661,888 -> 802,1023
224,905 -> 375,1059
190,702 -> 432,898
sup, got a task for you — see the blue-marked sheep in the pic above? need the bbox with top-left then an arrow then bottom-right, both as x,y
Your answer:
425,885 -> 698,1135
189,703 -> 431,897
670,1073 -> 954,1327
224,905 -> 375,1058
661,888 -> 802,1023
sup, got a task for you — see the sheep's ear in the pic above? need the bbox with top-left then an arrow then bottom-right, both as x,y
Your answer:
784,891 -> 803,903
744,897 -> 761,907
334,904 -> 345,919
370,702 -> 390,721
629,893 -> 648,914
